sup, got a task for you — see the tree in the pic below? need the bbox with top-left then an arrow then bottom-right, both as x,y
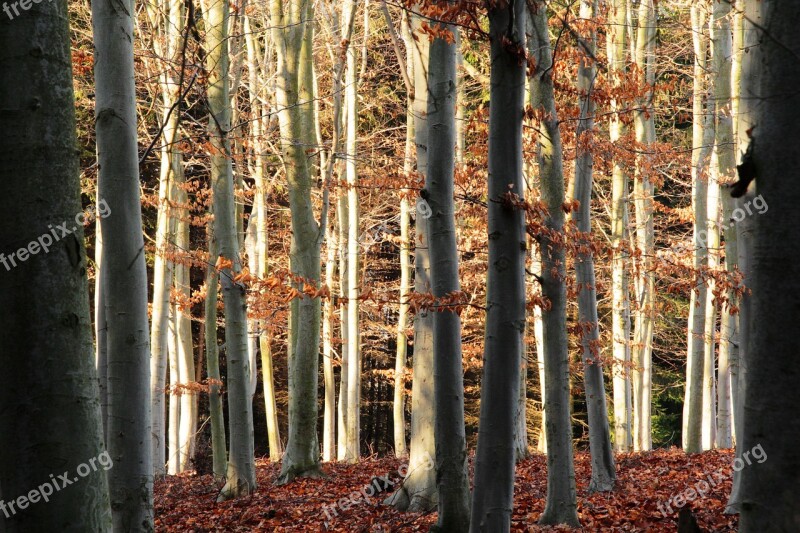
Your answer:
92,0 -> 154,525
528,1 -> 580,526
607,0 -> 632,452
0,0 -> 112,527
205,0 -> 257,499
738,0 -> 800,529
469,0 -> 527,529
426,5 -> 471,529
271,0 -> 324,483
683,0 -> 712,454
631,0 -> 656,452
571,0 -> 615,493
387,6 -> 438,511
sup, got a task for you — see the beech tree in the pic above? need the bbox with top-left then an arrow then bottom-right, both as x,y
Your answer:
92,0 -> 153,525
739,0 -> 800,529
470,0 -> 527,529
0,0 -> 112,527
528,1 -> 580,526
205,0 -> 257,499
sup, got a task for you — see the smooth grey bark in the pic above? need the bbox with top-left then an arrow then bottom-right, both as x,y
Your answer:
205,0 -> 257,499
92,0 -> 154,526
271,0 -> 324,483
0,0 -> 112,528
95,228 -> 109,443
683,1 -> 711,454
738,1 -> 800,530
205,223 -> 227,480
469,0 -> 527,530
528,2 -> 580,526
387,6 -> 437,512
607,0 -> 632,452
426,14 -> 471,531
571,0 -> 615,494
631,0 -> 656,453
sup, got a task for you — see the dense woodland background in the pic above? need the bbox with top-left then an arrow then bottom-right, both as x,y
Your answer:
2,0 -> 799,531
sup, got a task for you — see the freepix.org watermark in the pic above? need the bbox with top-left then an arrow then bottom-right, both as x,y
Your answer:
323,452 -> 435,521
697,193 -> 768,248
657,443 -> 767,517
2,0 -> 52,21
0,451 -> 113,519
0,198 -> 110,272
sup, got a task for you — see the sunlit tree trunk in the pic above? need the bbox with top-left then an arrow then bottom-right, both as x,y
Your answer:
387,6 -> 437,511
608,0 -> 632,452
0,0 -> 112,525
95,229 -> 108,442
206,0 -> 257,499
426,11 -> 471,529
631,0 -> 656,453
144,0 -> 184,476
702,145 -> 719,452
469,0 -> 527,529
711,0 -> 735,450
528,2 -> 581,526
739,1 -> 800,529
92,0 -> 155,525
271,0 -> 324,483
683,0 -> 712,454
572,0 -> 615,492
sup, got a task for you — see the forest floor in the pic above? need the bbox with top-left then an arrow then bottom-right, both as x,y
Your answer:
155,448 -> 738,531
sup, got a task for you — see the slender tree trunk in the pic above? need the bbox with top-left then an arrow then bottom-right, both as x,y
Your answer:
205,224 -> 228,480
702,145 -> 719,451
95,228 -> 108,443
608,0 -> 632,452
739,2 -> 800,529
631,0 -> 656,453
469,0 -> 527,529
206,0 -> 257,499
344,3 -> 362,462
168,303 -> 181,474
426,11 -> 471,530
683,0 -> 711,454
528,2 -> 581,526
323,217 -> 338,462
271,0 -> 324,483
0,0 -> 113,525
572,0 -> 615,492
92,0 -> 154,525
387,6 -> 437,511
711,0 -> 735,450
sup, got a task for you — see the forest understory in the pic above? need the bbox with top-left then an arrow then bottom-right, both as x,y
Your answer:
155,449 -> 737,532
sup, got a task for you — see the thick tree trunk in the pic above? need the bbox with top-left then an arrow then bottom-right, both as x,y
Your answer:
528,2 -> 580,526
0,0 -> 113,526
92,0 -> 154,526
739,1 -> 800,530
426,13 -> 471,530
206,0 -> 257,499
572,0 -> 615,493
469,0 -> 528,529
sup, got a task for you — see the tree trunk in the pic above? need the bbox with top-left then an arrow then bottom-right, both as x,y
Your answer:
206,0 -> 257,499
92,0 -> 154,525
739,1 -> 800,529
271,0 -> 324,483
608,0 -> 632,452
387,6 -> 437,511
426,12 -> 471,530
205,224 -> 228,480
0,0 -> 113,526
572,0 -> 615,493
683,0 -> 711,454
528,2 -> 581,526
469,0 -> 528,529
632,0 -> 656,453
